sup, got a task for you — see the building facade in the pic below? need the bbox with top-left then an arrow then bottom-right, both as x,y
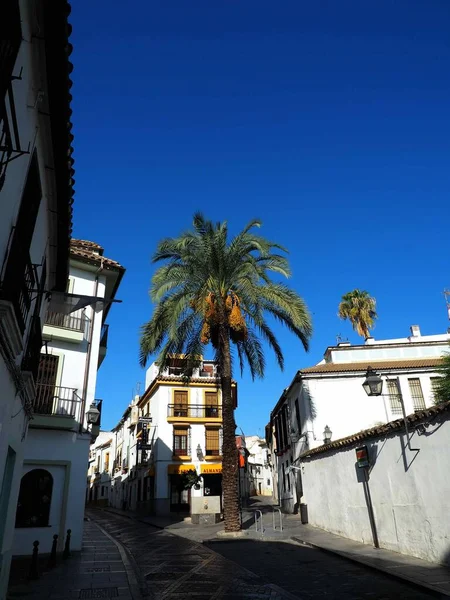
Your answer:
12,240 -> 124,557
137,357 -> 234,519
245,436 -> 273,497
0,1 -> 74,595
269,326 -> 447,513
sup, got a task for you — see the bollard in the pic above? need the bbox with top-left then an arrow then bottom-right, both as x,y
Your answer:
47,534 -> 58,568
63,528 -> 71,559
28,540 -> 39,580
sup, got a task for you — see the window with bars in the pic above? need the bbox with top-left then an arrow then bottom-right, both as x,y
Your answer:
408,378 -> 426,411
387,379 -> 403,415
205,428 -> 221,455
173,427 -> 190,456
431,377 -> 441,401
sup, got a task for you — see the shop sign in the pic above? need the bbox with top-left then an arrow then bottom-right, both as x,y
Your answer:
200,464 -> 222,474
167,464 -> 195,475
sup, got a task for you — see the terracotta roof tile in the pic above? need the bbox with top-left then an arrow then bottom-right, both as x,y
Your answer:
301,358 -> 443,375
300,400 -> 450,458
70,239 -> 124,271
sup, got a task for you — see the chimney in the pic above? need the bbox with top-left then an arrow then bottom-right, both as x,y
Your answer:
410,325 -> 421,337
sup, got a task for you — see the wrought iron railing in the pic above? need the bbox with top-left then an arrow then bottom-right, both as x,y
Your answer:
33,384 -> 82,419
45,309 -> 86,333
167,404 -> 222,418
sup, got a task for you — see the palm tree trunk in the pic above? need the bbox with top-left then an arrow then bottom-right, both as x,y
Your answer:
219,325 -> 241,532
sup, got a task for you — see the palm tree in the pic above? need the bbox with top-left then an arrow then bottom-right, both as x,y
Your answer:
338,289 -> 377,340
139,213 -> 312,532
434,352 -> 450,404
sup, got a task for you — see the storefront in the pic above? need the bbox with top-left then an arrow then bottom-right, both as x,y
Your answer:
200,464 -> 222,510
168,464 -> 195,513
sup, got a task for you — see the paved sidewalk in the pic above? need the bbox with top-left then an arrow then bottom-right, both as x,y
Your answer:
7,519 -> 141,599
292,524 -> 450,598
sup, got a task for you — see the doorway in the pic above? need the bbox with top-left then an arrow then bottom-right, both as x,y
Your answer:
169,476 -> 190,513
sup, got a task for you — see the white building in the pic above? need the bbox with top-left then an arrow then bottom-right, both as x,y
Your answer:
269,326 -> 447,513
136,357 -> 237,520
12,239 -> 124,556
87,431 -> 113,507
0,1 -> 74,595
245,436 -> 273,497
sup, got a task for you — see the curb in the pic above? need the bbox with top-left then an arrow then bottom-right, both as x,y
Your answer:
291,536 -> 450,599
92,519 -> 145,600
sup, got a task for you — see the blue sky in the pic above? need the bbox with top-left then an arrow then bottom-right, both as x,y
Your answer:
69,1 -> 450,436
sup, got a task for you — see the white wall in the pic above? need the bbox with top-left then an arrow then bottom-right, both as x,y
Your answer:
13,429 -> 90,555
301,415 -> 450,564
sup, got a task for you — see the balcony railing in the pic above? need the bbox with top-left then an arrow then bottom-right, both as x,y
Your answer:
167,404 -> 222,419
45,309 -> 87,333
33,384 -> 82,419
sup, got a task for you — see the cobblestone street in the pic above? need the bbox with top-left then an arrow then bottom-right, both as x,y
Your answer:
89,509 -> 437,600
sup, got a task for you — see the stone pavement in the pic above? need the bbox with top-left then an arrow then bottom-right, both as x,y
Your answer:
102,499 -> 450,598
7,519 -> 141,599
89,508 -> 300,599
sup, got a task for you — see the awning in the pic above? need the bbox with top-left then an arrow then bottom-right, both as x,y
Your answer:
201,464 -> 222,475
47,291 -> 121,315
167,464 -> 195,475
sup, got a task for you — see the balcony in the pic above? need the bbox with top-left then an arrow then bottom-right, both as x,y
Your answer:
42,309 -> 87,343
31,384 -> 82,430
167,404 -> 222,423
98,323 -> 109,367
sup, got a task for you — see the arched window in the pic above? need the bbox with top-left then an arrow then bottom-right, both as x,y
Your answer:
15,469 -> 53,528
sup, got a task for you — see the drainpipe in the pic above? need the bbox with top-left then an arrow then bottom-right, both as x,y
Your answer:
79,258 -> 104,433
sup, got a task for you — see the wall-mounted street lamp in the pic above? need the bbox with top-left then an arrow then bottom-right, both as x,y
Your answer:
86,402 -> 100,425
196,444 -> 204,461
362,366 -> 410,449
362,367 -> 383,397
323,425 -> 332,445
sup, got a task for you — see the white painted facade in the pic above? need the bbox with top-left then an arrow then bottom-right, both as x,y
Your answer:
12,244 -> 123,557
0,2 -> 73,596
269,326 -> 448,513
301,409 -> 450,565
245,436 -> 273,497
87,431 -> 114,506
139,361 -> 225,517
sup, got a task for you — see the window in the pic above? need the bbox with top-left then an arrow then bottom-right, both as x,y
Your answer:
205,391 -> 219,418
173,391 -> 188,417
205,428 -> 221,455
408,378 -> 426,411
104,453 -> 110,472
267,479 -> 271,486
431,377 -> 441,401
16,469 -> 53,528
1,153 -> 42,333
34,354 -> 59,414
387,379 -> 403,415
173,428 -> 189,456
294,398 -> 301,433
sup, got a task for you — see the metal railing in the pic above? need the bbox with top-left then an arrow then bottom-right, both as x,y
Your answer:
45,309 -> 86,333
168,404 -> 222,418
33,384 -> 82,419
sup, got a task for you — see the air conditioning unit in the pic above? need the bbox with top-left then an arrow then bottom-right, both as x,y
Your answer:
130,406 -> 139,426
